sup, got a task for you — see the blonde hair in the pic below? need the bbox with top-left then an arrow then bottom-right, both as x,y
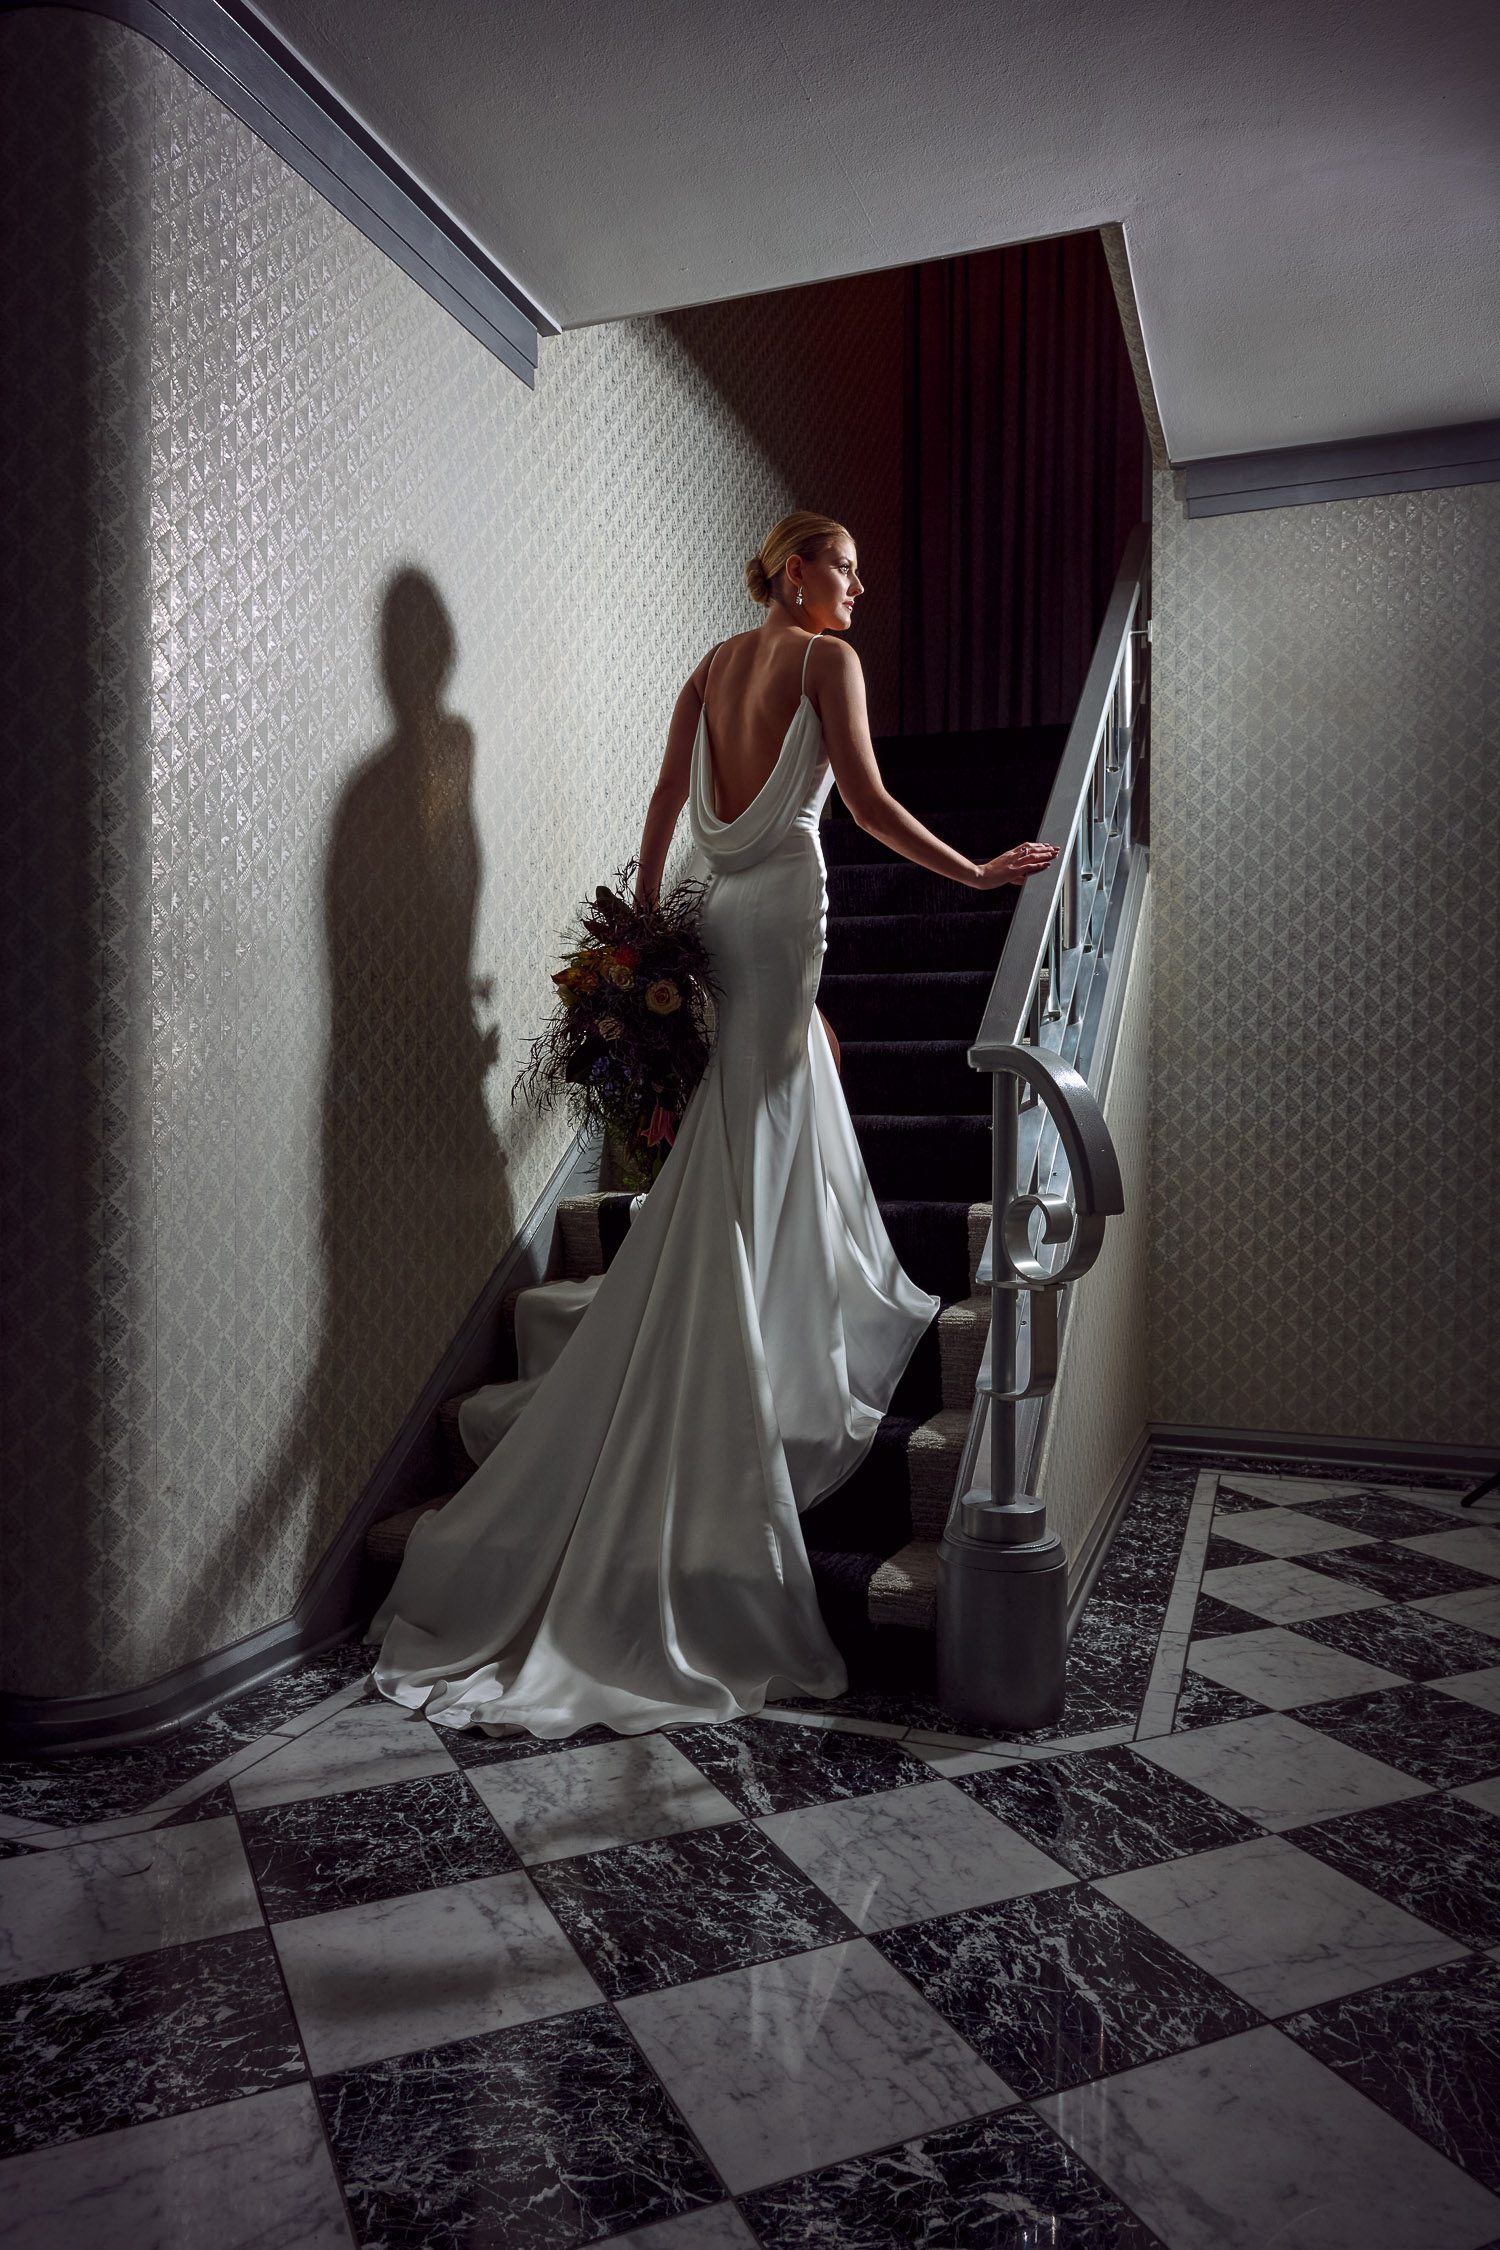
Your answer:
745,510 -> 849,607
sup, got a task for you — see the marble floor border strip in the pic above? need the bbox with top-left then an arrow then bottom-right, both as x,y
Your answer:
1135,1472 -> 1220,1741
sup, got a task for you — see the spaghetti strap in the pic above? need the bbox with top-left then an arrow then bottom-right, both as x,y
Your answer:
801,633 -> 817,692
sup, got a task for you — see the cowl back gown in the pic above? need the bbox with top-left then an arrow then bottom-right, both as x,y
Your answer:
369,634 -> 939,1735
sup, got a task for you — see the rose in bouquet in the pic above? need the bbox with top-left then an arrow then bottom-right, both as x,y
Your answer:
513,862 -> 717,1189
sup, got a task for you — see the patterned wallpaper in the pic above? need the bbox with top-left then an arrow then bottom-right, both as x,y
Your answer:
0,10 -> 906,1696
1035,880 -> 1153,1562
1147,469 -> 1500,1446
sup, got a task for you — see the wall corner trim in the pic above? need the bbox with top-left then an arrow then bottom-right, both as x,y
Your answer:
11,0 -> 553,383
1181,418 -> 1500,518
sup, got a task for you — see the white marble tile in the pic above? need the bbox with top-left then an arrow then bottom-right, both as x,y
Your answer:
0,1815 -> 260,1985
1430,1666 -> 1500,1715
1186,1626 -> 1406,1710
1372,1484 -> 1494,1519
1039,2024 -> 1500,2249
1397,1526 -> 1500,1578
0,1814 -> 51,1843
230,1699 -> 454,1810
19,1809 -> 175,1852
753,1707 -> 838,1732
619,1938 -> 1014,2195
0,2082 -> 352,2250
269,1678 -> 373,1739
271,1869 -> 600,2075
1411,1583 -> 1500,1638
904,1728 -> 1001,1754
1451,1775 -> 1500,1815
1200,1558 -> 1389,1624
1216,1475 -> 1370,1508
1006,1725 -> 1138,1760
1139,1474 -> 1221,1730
1096,1833 -> 1464,2016
466,1735 -> 741,1864
1211,1509 -> 1377,1559
598,2205 -> 758,2250
758,1780 -> 1073,1931
146,1734 -> 302,1815
904,1745 -> 1019,1778
1135,1713 -> 1429,1830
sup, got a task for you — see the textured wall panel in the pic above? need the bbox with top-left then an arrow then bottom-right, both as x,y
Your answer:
1035,880 -> 1153,1559
1147,469 -> 1500,1443
0,11 -> 904,1695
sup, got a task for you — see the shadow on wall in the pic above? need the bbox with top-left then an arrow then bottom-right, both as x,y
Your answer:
210,570 -> 513,1610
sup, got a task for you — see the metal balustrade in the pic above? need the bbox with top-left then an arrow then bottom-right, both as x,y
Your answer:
936,526 -> 1150,1725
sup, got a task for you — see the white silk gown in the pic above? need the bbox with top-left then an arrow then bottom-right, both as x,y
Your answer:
368,636 -> 939,1734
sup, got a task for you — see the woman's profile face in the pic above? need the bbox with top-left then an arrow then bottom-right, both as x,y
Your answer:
790,535 -> 864,631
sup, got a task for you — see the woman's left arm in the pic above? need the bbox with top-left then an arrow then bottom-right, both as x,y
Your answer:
635,654 -> 711,908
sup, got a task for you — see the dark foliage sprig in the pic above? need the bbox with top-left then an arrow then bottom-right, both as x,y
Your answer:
512,860 -> 718,1189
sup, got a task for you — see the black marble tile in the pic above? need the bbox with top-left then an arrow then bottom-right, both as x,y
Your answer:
241,1769 -> 519,1921
1285,1491 -> 1468,1540
531,1820 -> 854,1997
1169,1673 -> 1269,1732
667,1719 -> 934,1815
1286,1791 -> 1500,1946
318,2003 -> 720,2249
1191,1592 -> 1266,1639
0,1929 -> 304,2159
957,1746 -> 1257,1878
439,1721 -> 621,1769
180,1647 -> 373,1758
1299,1542 -> 1492,1603
1287,1685 -> 1500,1789
0,1653 -> 377,1831
1203,1533 -> 1257,1571
1209,1485 -> 1269,1515
771,1688 -> 955,1730
1284,1956 -> 1500,2193
741,2103 -> 1165,2247
1289,1603 -> 1500,1683
875,1884 -> 1258,2098
1176,1451 -> 1470,1495
0,1724 -> 241,1828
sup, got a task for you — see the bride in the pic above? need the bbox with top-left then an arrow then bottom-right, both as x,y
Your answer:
368,511 -> 1058,1737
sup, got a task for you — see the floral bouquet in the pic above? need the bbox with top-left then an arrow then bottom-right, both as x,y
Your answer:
513,862 -> 718,1190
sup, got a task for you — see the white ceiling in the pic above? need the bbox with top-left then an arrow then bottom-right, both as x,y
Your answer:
249,0 -> 1499,461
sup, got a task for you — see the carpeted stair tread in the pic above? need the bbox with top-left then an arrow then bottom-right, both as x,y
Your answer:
817,971 -> 994,1040
867,1540 -> 940,1630
839,1041 -> 990,1118
823,911 -> 1013,977
876,1199 -> 979,1305
853,1114 -> 993,1202
367,1496 -> 451,1563
819,809 -> 1037,866
826,862 -> 1020,918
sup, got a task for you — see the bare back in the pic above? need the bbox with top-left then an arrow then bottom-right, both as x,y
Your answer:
700,630 -> 821,823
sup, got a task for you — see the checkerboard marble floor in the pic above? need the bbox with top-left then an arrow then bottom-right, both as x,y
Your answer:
3,1449 -> 1499,2248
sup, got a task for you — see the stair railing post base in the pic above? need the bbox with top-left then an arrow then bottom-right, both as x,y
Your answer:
936,1488 -> 1067,1732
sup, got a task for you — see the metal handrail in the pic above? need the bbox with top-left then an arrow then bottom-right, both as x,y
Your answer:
955,524 -> 1150,1521
971,522 -> 1149,1066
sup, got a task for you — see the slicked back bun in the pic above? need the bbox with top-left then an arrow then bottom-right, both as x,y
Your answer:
745,510 -> 848,607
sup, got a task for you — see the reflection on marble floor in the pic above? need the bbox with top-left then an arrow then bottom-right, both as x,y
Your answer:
2,1446 -> 1498,2247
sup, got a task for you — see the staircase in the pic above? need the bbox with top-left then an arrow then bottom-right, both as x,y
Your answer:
366,722 -> 1066,1689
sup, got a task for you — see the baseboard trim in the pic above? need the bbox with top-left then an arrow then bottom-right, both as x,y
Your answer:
1065,1424 -> 1153,1638
0,1128 -> 600,1756
1147,1422 -> 1497,1479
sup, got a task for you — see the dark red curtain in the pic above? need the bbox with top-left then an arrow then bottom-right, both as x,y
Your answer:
898,232 -> 1144,734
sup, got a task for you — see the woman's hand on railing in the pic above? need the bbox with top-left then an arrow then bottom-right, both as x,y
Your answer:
972,842 -> 1059,890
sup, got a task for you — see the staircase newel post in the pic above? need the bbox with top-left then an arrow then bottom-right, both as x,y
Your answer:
937,1061 -> 1068,1732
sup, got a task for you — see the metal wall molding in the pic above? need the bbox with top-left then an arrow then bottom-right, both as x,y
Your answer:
1182,418 -> 1500,519
0,1129 -> 600,1755
8,0 -> 553,383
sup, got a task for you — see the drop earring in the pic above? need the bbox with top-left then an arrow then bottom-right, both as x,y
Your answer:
796,587 -> 803,608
